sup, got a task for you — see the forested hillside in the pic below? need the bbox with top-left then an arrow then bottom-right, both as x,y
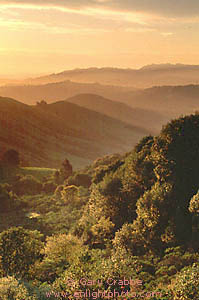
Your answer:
1,113 -> 199,299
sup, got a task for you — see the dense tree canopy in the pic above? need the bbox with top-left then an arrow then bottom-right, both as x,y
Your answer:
0,227 -> 43,278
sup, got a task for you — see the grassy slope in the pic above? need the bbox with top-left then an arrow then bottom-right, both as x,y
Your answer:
20,167 -> 57,180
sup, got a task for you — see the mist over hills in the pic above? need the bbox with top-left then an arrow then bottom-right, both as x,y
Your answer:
65,93 -> 167,133
0,81 -> 133,105
0,96 -> 149,169
2,63 -> 199,88
1,79 -> 199,121
1,64 -> 199,169
63,88 -> 199,134
22,64 -> 199,87
124,85 -> 199,117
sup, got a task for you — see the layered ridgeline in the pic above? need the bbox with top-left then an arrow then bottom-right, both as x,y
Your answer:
0,96 -> 149,168
1,113 -> 199,299
5,64 -> 199,87
0,82 -> 199,132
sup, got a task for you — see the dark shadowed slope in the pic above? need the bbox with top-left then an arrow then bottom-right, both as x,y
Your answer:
0,97 -> 149,169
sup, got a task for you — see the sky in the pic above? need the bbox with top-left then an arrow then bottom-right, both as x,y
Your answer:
1,0 -> 199,77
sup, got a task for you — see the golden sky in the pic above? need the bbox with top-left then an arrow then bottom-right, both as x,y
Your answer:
1,0 -> 199,77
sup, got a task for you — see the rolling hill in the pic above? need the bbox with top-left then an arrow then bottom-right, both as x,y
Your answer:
58,89 -> 199,134
0,97 -> 149,169
123,85 -> 199,118
65,93 -> 167,133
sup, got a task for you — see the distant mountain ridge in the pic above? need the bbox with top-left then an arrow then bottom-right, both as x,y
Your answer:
2,64 -> 199,88
21,64 -> 199,87
139,63 -> 199,71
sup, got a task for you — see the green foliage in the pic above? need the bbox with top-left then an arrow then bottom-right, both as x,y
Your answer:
0,276 -> 35,300
155,247 -> 199,286
152,114 -> 199,202
134,135 -> 154,153
131,135 -> 156,190
34,234 -> 82,282
61,185 -> 79,203
132,182 -> 174,251
21,167 -> 57,181
87,174 -> 137,231
189,190 -> 199,213
42,234 -> 81,265
92,157 -> 124,184
112,223 -> 145,256
92,153 -> 122,169
0,227 -> 43,278
2,114 -> 199,299
90,216 -> 115,247
171,263 -> 199,300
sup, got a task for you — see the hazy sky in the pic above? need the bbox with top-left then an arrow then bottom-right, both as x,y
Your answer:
1,0 -> 199,77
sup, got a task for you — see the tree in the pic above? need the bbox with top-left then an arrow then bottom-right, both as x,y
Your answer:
36,100 -> 47,106
132,182 -> 174,251
60,158 -> 73,181
149,114 -> 199,244
152,114 -> 199,205
1,149 -> 20,168
35,234 -> 82,280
